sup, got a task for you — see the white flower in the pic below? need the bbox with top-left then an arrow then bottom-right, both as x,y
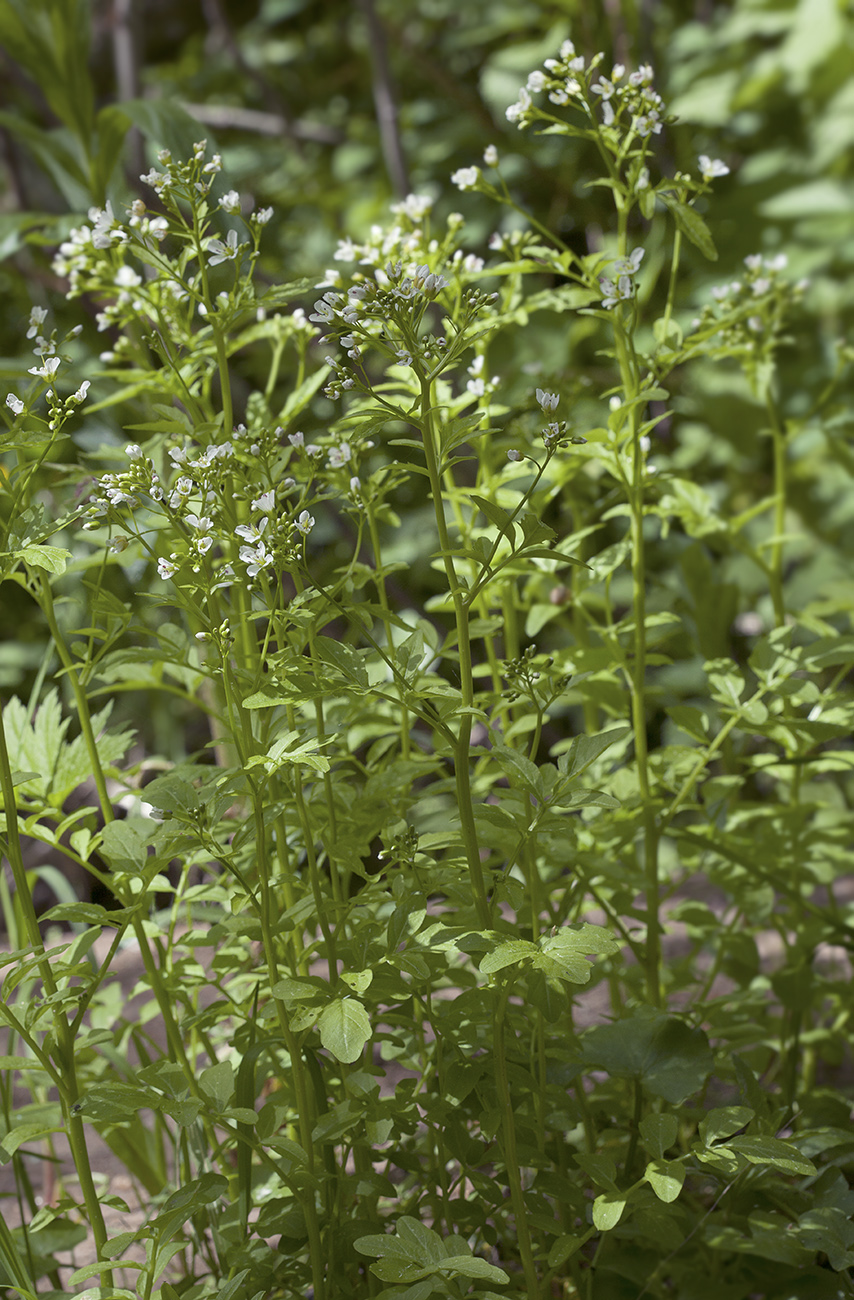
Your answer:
505,87 -> 532,125
698,155 -> 730,182
295,510 -> 314,535
389,194 -> 433,221
140,169 -> 168,192
764,253 -> 788,271
6,393 -> 24,415
467,377 -> 486,398
484,144 -> 499,166
157,557 -> 177,579
591,77 -> 615,101
614,247 -> 645,276
254,206 -> 273,225
327,442 -> 351,468
634,111 -> 662,137
219,190 -> 241,214
536,388 -> 559,412
28,357 -> 61,380
507,449 -> 522,462
26,306 -> 48,339
451,166 -> 480,192
239,542 -> 273,577
288,431 -> 305,448
599,275 -> 634,309
744,254 -> 763,271
235,517 -> 269,545
251,490 -> 276,512
115,265 -> 142,289
206,230 -> 240,266
526,70 -> 547,92
70,380 -> 90,403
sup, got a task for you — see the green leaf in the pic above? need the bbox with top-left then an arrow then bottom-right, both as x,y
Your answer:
592,1192 -> 626,1230
16,544 -> 71,575
199,1060 -> 234,1112
105,98 -> 213,164
660,194 -> 718,260
583,1008 -> 713,1103
558,726 -> 631,780
726,1135 -> 816,1176
441,1255 -> 509,1283
340,969 -> 374,994
479,939 -> 537,975
547,1234 -> 587,1268
644,1159 -> 685,1202
470,493 -> 518,540
317,999 -> 372,1063
639,1112 -> 679,1160
98,818 -> 152,873
699,1106 -> 755,1146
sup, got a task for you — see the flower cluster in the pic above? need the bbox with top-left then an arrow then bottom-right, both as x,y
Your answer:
52,143 -> 270,354
83,426 -> 320,587
4,316 -> 91,429
505,40 -> 669,140
695,253 -> 807,343
309,257 -> 467,398
331,194 -> 436,271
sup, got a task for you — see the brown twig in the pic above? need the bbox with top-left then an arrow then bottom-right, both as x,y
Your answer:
356,0 -> 409,197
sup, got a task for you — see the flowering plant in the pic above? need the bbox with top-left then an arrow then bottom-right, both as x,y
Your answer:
1,35 -> 852,1300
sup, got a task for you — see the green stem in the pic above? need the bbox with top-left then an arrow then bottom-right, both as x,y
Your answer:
0,691 -> 113,1284
767,395 -> 787,628
494,983 -> 540,1298
418,376 -> 490,926
611,322 -> 661,1008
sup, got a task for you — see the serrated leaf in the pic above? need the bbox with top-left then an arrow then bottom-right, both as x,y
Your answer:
16,544 -> 71,574
317,999 -> 372,1063
479,940 -> 537,975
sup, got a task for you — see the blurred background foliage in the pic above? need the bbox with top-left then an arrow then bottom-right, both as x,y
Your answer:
1,0 -> 853,742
